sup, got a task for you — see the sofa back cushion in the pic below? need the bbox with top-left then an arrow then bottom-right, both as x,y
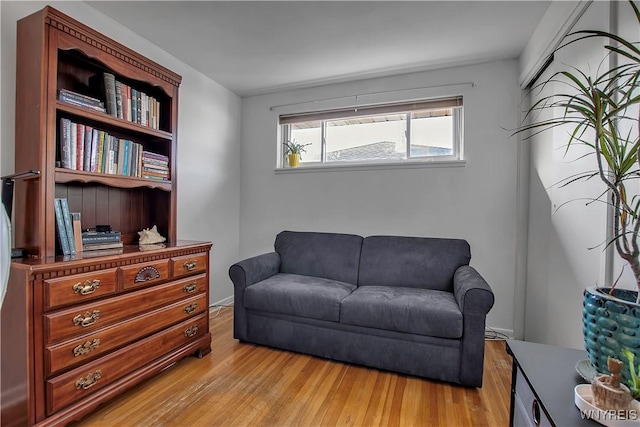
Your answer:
275,231 -> 363,285
358,236 -> 471,291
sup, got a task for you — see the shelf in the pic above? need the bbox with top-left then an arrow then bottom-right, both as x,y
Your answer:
56,101 -> 173,141
55,168 -> 172,191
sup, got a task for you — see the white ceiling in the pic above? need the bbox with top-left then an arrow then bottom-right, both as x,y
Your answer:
87,1 -> 551,97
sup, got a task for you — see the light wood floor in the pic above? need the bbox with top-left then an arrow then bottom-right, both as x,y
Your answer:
76,308 -> 513,426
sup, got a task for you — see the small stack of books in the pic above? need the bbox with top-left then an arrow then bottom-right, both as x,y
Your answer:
58,89 -> 106,113
82,230 -> 123,251
142,151 -> 170,181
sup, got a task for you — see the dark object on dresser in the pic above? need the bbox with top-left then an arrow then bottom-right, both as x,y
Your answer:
229,230 -> 494,387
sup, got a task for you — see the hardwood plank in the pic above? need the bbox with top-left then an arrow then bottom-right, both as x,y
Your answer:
75,309 -> 512,427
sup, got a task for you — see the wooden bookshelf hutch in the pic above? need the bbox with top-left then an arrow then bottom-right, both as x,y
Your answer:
1,6 -> 212,426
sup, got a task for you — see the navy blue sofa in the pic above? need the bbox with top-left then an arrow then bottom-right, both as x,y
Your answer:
229,231 -> 494,387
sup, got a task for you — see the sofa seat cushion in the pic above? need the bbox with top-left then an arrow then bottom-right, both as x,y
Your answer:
244,273 -> 356,322
340,286 -> 463,339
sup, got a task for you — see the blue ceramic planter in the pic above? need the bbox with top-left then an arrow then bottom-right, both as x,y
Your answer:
583,287 -> 640,386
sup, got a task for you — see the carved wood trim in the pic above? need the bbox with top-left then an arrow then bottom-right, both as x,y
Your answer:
32,246 -> 210,280
44,10 -> 181,87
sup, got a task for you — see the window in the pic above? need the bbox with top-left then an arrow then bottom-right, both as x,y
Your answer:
279,96 -> 463,168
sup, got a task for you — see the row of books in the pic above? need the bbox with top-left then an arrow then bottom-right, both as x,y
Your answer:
54,198 -> 123,256
97,72 -> 162,129
59,118 -> 170,179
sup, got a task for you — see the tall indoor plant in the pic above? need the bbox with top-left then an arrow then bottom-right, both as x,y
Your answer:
515,0 -> 640,388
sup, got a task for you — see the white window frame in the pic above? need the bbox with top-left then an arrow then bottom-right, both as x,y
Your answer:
277,96 -> 464,171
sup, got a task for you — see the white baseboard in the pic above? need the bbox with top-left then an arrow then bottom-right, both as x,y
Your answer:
210,295 -> 233,308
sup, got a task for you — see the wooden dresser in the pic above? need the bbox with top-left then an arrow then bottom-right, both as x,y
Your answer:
2,7 -> 213,425
2,242 -> 212,426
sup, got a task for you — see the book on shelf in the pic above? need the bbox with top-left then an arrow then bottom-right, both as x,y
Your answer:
143,162 -> 169,170
97,130 -> 106,173
112,136 -> 120,174
90,129 -> 99,172
142,159 -> 168,168
80,247 -> 124,258
141,92 -> 147,126
76,124 -> 84,171
116,139 -> 125,175
53,198 -> 70,255
83,125 -> 92,171
72,212 -> 82,253
82,241 -> 124,251
122,140 -> 130,176
142,150 -> 169,162
59,118 -> 72,169
142,174 -> 170,181
82,230 -> 122,244
122,83 -> 130,121
59,198 -> 76,255
136,90 -> 142,125
142,169 -> 169,180
70,122 -> 77,170
142,167 -> 169,175
105,136 -> 113,174
104,73 -> 117,116
131,88 -> 138,124
115,81 -> 123,119
131,142 -> 138,177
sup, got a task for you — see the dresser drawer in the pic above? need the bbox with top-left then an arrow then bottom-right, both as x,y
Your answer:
171,252 -> 208,278
43,274 -> 207,344
44,268 -> 118,310
46,313 -> 209,415
121,259 -> 170,290
514,369 -> 552,427
45,293 -> 207,375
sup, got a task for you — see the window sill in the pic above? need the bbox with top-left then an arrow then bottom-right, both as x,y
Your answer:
274,159 -> 466,173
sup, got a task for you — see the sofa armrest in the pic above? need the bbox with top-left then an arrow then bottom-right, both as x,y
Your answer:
453,265 -> 494,387
229,252 -> 280,342
453,265 -> 494,316
229,252 -> 281,291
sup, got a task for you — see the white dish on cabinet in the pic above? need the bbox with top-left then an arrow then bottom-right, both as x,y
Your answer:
575,384 -> 640,427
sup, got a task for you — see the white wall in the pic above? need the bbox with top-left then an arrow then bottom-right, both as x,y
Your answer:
522,1 -> 630,348
0,1 -> 241,304
240,60 -> 522,334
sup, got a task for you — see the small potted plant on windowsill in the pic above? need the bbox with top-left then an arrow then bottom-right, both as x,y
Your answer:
283,140 -> 311,168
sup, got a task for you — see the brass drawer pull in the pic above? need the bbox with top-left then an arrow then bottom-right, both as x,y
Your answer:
75,370 -> 102,390
72,279 -> 100,295
184,303 -> 198,314
184,325 -> 199,337
73,310 -> 100,327
183,282 -> 198,294
73,339 -> 101,357
183,260 -> 197,271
